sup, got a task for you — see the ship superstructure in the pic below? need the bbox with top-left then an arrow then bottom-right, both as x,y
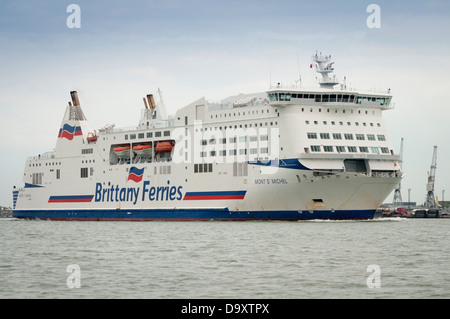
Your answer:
13,53 -> 402,220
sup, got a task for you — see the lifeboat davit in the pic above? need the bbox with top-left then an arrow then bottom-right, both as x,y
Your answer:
133,144 -> 153,157
156,142 -> 173,153
113,146 -> 131,158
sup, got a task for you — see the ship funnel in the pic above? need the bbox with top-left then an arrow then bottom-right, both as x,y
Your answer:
143,97 -> 149,109
146,94 -> 156,110
70,91 -> 81,106
67,91 -> 86,121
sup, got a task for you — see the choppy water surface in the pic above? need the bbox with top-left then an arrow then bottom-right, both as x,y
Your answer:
1,218 -> 449,299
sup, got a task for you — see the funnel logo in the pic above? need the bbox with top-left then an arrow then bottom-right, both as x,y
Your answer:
58,124 -> 82,140
128,167 -> 145,183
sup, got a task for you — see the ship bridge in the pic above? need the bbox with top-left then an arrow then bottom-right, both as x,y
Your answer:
267,89 -> 393,110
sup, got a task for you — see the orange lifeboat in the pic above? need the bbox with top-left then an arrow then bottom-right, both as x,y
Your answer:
156,142 -> 173,153
86,132 -> 98,143
113,146 -> 131,158
133,144 -> 153,157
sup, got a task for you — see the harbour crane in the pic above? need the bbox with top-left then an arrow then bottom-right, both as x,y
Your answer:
393,138 -> 404,208
424,146 -> 438,208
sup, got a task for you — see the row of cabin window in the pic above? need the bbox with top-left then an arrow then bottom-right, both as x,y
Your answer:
200,147 -> 269,157
210,109 -> 272,119
30,161 -> 62,167
125,131 -> 170,140
309,145 -> 390,154
302,108 -> 376,115
305,120 -> 381,127
197,121 -> 278,132
201,135 -> 269,145
307,133 -> 386,141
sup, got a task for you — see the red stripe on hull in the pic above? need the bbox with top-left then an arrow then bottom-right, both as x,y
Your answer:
183,195 -> 245,200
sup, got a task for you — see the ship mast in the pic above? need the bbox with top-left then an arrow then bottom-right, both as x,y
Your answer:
312,52 -> 339,88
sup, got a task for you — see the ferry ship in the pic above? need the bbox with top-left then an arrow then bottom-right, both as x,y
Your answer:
12,53 -> 402,220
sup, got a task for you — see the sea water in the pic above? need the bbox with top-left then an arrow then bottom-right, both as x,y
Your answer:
0,217 -> 449,299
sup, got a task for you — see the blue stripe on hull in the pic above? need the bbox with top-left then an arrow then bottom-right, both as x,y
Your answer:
13,208 -> 375,220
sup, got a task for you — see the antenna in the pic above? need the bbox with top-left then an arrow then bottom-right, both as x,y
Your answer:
296,51 -> 302,87
269,57 -> 272,89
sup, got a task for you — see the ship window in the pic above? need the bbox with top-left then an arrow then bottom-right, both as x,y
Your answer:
279,93 -> 286,101
330,94 -> 336,102
56,169 -> 60,179
322,94 -> 329,102
348,146 -> 357,153
260,147 -> 269,154
370,147 -> 380,154
268,93 -> 278,101
381,147 -> 390,154
125,135 -> 128,140
315,95 -> 321,102
194,163 -> 213,173
336,146 -> 346,153
359,147 -> 369,153
367,134 -> 376,141
298,94 -> 303,98
233,162 -> 248,177
80,167 -> 88,178
377,135 -> 386,141
147,132 -> 153,138
333,133 -> 342,140
344,134 -> 353,140
155,132 -> 161,137
356,134 -> 365,140
311,145 -> 321,152
320,133 -> 330,139
164,131 -> 170,137
307,132 -> 317,139
323,146 -> 334,152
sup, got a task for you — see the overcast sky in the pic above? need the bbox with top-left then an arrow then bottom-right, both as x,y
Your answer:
1,0 -> 449,207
